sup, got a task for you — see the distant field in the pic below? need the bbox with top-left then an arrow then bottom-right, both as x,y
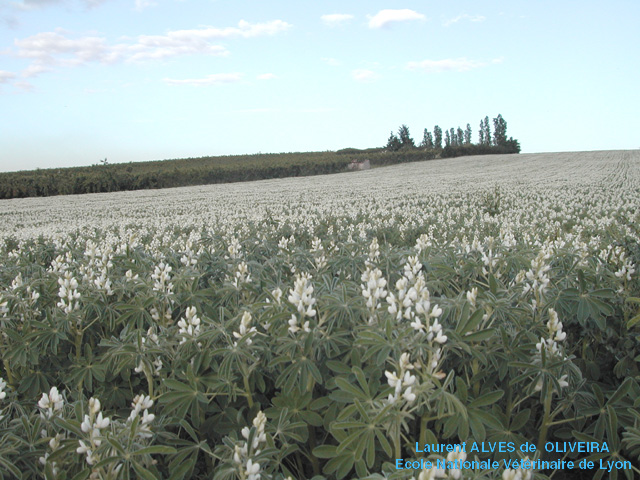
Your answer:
3,150 -> 636,238
0,147 -> 437,199
0,150 -> 639,480
0,141 -> 521,200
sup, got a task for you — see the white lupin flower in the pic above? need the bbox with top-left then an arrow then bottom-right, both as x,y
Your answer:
0,377 -> 7,401
467,287 -> 478,307
57,272 -> 81,314
447,450 -> 467,479
125,269 -> 139,281
288,272 -> 316,317
386,353 -> 419,405
178,306 -> 201,344
402,386 -> 416,403
151,262 -> 173,294
246,458 -> 260,480
38,386 -> 64,418
233,311 -> 257,345
271,287 -> 283,304
536,308 -> 566,359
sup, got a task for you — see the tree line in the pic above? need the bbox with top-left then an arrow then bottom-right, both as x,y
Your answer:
0,116 -> 520,199
385,114 -> 520,157
0,149 -> 439,200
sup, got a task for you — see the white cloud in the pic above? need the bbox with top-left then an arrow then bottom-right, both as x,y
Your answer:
158,20 -> 292,41
164,73 -> 243,86
134,0 -> 156,11
443,14 -> 486,27
13,80 -> 35,91
0,70 -> 17,83
14,30 -> 114,69
352,69 -> 378,82
257,73 -> 277,80
22,64 -> 52,77
9,20 -> 291,77
407,57 -> 501,73
321,13 -> 354,26
368,9 -> 425,29
12,0 -> 107,10
127,20 -> 290,61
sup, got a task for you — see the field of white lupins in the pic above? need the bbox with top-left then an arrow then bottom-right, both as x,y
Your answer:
1,150 -> 639,480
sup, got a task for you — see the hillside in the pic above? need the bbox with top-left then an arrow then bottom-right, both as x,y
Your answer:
0,150 -> 638,480
0,142 -> 519,199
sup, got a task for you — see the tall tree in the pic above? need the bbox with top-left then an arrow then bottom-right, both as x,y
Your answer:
457,127 -> 464,147
493,114 -> 508,146
421,128 -> 434,149
445,129 -> 451,147
478,120 -> 485,145
464,124 -> 472,144
397,124 -> 415,148
483,116 -> 492,145
449,128 -> 456,146
386,131 -> 401,151
433,125 -> 443,149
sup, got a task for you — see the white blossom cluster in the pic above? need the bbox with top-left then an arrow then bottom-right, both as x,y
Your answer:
180,239 -> 203,267
177,306 -> 201,344
81,240 -> 114,295
233,311 -> 257,346
502,461 -> 533,480
521,247 -> 553,306
77,397 -> 110,466
360,265 -> 387,324
385,352 -> 417,405
233,411 -> 267,480
128,394 -> 155,439
232,261 -> 252,287
536,308 -> 567,359
0,377 -> 7,421
57,272 -> 81,315
387,257 -> 443,333
288,272 -> 316,333
38,386 -> 64,419
607,245 -> 637,283
151,262 -> 174,295
310,237 -> 327,270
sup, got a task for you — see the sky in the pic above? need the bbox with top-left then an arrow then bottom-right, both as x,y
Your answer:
0,0 -> 639,172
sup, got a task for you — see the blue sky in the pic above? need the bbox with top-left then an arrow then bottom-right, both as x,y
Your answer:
1,0 -> 638,172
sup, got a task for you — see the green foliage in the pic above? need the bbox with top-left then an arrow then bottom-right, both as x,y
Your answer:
0,212 -> 638,478
397,125 -> 415,149
0,148 -> 436,200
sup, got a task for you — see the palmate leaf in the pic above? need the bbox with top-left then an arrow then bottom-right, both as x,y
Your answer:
30,315 -> 68,355
159,377 -> 209,424
67,344 -> 108,392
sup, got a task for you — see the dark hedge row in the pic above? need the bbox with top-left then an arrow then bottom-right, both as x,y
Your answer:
0,144 -> 525,200
0,150 -> 444,200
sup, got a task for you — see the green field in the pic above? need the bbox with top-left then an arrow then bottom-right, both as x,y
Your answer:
0,150 -> 639,479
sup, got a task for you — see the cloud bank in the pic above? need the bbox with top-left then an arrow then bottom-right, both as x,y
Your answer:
368,9 -> 425,29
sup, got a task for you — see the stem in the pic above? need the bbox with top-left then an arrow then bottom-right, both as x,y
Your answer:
547,413 -> 596,426
308,425 -> 320,475
394,424 -> 401,460
75,325 -> 83,362
2,358 -> 14,386
243,371 -> 254,408
145,370 -> 154,399
75,325 -> 85,392
419,412 -> 429,447
472,359 -> 480,397
537,381 -> 553,458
